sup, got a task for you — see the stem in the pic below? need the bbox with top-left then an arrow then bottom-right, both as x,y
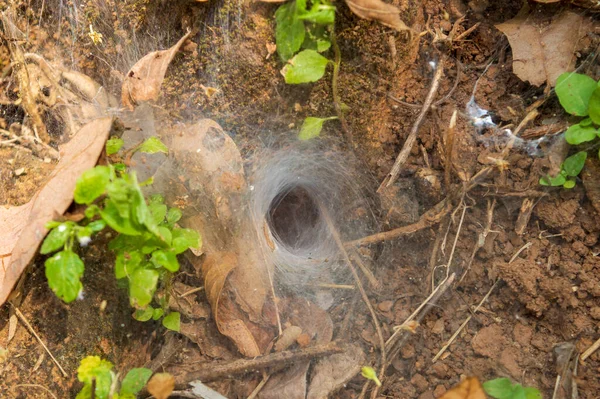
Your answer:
330,26 -> 353,146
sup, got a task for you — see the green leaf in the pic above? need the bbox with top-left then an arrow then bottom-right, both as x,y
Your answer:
138,137 -> 168,154
298,116 -> 337,140
41,223 -> 72,254
171,228 -> 201,254
162,312 -> 181,331
588,87 -> 600,125
76,356 -> 114,399
555,72 -> 598,116
74,166 -> 111,205
129,268 -> 159,307
158,226 -> 172,245
539,173 -> 566,187
133,307 -> 154,321
302,24 -> 331,52
45,250 -> 84,303
282,50 -> 329,84
84,205 -> 100,219
563,179 -> 576,189
523,387 -> 542,399
580,117 -> 594,127
76,226 -> 93,246
275,2 -> 305,61
115,251 -> 144,279
298,5 -> 335,25
88,220 -> 106,232
149,203 -> 167,225
113,163 -> 126,172
565,123 -> 598,145
563,151 -> 587,176
106,137 -> 124,155
100,200 -> 141,236
360,366 -> 381,387
152,308 -> 164,320
483,378 -> 515,399
150,250 -> 179,272
120,368 -> 152,395
166,208 -> 182,225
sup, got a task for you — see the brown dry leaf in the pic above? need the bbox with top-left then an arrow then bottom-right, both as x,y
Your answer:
496,7 -> 589,86
439,377 -> 486,399
121,31 -> 191,110
0,117 -> 113,306
345,0 -> 411,32
307,343 -> 365,399
147,373 -> 175,399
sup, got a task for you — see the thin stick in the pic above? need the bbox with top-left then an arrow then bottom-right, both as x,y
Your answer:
247,373 -> 270,399
581,336 -> 600,362
12,306 -> 68,377
173,341 -> 345,388
509,242 -> 532,264
379,56 -> 445,191
350,249 -> 380,290
432,280 -> 498,362
178,286 -> 204,298
320,206 -> 387,381
459,198 -> 496,284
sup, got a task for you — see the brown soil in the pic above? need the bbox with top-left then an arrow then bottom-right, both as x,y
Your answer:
1,0 -> 600,398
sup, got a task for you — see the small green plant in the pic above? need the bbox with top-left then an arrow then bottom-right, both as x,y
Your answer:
275,0 -> 340,139
360,366 -> 381,387
75,355 -> 152,399
540,72 -> 600,188
483,378 -> 541,399
41,136 -> 200,331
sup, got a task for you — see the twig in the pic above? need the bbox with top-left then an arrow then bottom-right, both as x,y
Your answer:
350,249 -> 380,290
454,22 -> 481,42
247,373 -> 270,399
178,286 -> 204,298
432,280 -> 498,362
319,205 -> 386,393
173,341 -> 345,388
508,242 -> 532,264
581,336 -> 600,362
330,27 -> 353,146
379,55 -> 445,191
444,109 -> 458,190
11,306 -> 68,377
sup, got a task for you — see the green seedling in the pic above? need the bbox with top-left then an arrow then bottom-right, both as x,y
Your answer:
361,366 -> 382,387
540,72 -> 600,188
275,0 -> 341,140
41,136 -> 201,331
483,377 -> 541,399
76,356 -> 153,399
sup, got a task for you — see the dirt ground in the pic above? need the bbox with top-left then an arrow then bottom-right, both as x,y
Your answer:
1,0 -> 600,398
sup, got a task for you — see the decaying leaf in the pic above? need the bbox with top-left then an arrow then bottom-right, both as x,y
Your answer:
147,372 -> 175,399
0,117 -> 114,306
344,0 -> 411,32
496,7 -> 590,87
439,377 -> 487,399
307,343 -> 365,399
121,31 -> 191,110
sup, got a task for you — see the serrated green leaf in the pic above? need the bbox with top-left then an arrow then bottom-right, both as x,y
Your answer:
41,223 -> 72,254
563,179 -> 576,189
563,151 -> 587,177
565,123 -> 598,145
74,166 -> 111,205
133,307 -> 154,321
166,208 -> 182,225
138,137 -> 168,154
77,356 -> 114,399
120,368 -> 152,395
106,137 -> 124,155
298,116 -> 337,140
150,250 -> 179,272
275,2 -> 305,61
171,228 -> 201,254
555,72 -> 598,116
45,250 -> 84,303
129,268 -> 159,308
152,308 -> 164,320
282,50 -> 329,84
115,251 -> 144,279
162,312 -> 180,331
588,87 -> 600,125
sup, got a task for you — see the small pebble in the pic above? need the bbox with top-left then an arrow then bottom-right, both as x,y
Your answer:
14,168 -> 25,176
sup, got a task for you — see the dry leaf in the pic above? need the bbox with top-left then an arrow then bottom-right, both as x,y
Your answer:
147,372 -> 175,399
496,7 -> 589,86
345,0 -> 411,32
307,343 -> 365,399
439,377 -> 486,399
0,117 -> 113,306
121,31 -> 191,110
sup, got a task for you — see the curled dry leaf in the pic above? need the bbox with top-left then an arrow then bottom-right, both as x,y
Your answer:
345,0 -> 411,32
0,117 -> 113,306
121,31 -> 191,110
496,7 -> 590,87
147,372 -> 175,399
439,377 -> 486,399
